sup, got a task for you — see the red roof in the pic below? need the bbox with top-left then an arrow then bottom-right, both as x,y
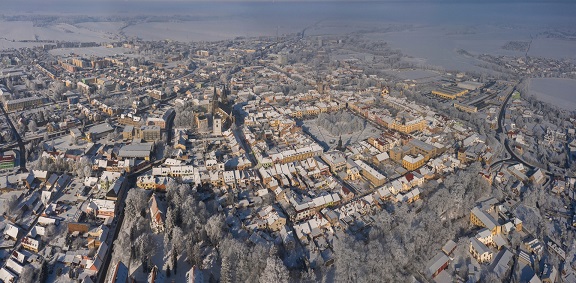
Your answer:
0,155 -> 14,162
405,173 -> 414,182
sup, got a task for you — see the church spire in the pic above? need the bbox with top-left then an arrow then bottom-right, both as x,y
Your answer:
212,85 -> 218,115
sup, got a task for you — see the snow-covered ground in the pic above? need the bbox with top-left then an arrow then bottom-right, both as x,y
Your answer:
0,20 -> 118,49
302,116 -> 381,151
122,19 -> 308,42
528,78 -> 576,111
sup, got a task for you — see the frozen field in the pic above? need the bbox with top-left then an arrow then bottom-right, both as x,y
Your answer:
0,1 -> 574,68
528,78 -> 576,111
0,20 -> 118,49
123,19 -> 310,42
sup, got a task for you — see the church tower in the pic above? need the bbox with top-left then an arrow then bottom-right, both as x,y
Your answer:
212,85 -> 219,116
221,84 -> 228,104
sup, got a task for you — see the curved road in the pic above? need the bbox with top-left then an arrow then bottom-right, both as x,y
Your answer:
490,84 -> 572,179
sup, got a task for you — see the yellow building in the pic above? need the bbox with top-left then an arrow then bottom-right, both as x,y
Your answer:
389,117 -> 426,134
391,139 -> 439,168
122,126 -> 134,140
470,207 -> 501,235
267,215 -> 286,231
402,154 -> 425,171
4,96 -> 43,111
454,102 -> 478,113
136,126 -> 161,142
469,237 -> 493,263
354,160 -> 386,186
432,86 -> 469,100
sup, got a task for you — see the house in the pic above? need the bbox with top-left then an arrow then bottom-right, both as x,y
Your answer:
149,194 -> 167,233
541,264 -> 557,283
110,261 -> 129,283
0,267 -> 17,283
490,249 -> 514,280
5,258 -> 24,275
470,207 -> 501,234
475,228 -> 493,246
22,236 -> 40,252
86,199 -> 116,218
4,224 -> 19,240
442,240 -> 457,256
469,237 -> 493,263
426,252 -> 450,278
529,169 -> 546,185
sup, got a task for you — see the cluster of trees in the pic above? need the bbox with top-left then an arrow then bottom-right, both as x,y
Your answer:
102,95 -> 143,109
329,163 -> 493,282
48,81 -> 67,101
174,101 -> 202,129
115,179 -> 297,282
34,156 -> 92,177
4,194 -> 19,215
315,111 -> 365,136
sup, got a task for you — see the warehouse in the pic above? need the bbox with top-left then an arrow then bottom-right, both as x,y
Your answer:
431,86 -> 469,99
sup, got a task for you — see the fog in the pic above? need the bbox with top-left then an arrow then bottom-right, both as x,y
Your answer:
2,1 -> 576,28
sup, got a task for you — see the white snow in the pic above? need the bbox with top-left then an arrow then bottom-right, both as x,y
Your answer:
528,78 -> 576,111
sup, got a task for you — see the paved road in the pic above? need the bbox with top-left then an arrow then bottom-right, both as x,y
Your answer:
98,158 -> 165,283
0,105 -> 27,172
489,84 -> 574,180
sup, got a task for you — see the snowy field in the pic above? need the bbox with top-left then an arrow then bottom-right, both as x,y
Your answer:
361,24 -> 576,72
528,78 -> 576,111
122,19 -> 309,42
76,21 -> 127,35
1,1 -> 575,71
0,20 -> 118,49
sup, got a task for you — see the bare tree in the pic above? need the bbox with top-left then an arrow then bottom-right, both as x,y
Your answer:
19,265 -> 36,283
259,256 -> 289,283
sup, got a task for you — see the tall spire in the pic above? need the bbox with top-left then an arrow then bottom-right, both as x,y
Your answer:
212,85 -> 218,115
221,84 -> 228,104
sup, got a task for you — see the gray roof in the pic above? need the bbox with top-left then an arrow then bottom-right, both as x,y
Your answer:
409,139 -> 436,152
470,237 -> 491,255
427,252 -> 450,276
118,143 -> 153,158
471,207 -> 499,230
490,249 -> 514,278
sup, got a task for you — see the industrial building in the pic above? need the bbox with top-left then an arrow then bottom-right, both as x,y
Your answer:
431,86 -> 469,99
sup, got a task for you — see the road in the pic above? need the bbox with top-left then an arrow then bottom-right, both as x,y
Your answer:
489,83 -> 574,181
0,195 -> 43,272
97,158 -> 165,283
0,105 -> 27,172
